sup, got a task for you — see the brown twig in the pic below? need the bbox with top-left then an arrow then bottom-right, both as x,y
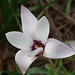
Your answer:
46,0 -> 75,24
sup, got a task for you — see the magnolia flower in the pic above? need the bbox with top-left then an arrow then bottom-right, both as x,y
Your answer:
6,5 -> 75,74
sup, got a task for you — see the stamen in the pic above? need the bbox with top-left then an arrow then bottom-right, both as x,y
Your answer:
31,40 -> 45,57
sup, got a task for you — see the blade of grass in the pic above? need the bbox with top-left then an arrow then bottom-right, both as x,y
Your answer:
66,0 -> 72,15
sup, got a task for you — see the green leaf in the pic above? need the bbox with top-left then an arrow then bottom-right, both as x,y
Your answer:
0,0 -> 9,24
0,72 -> 2,75
48,69 -> 54,75
56,67 -> 64,75
55,59 -> 59,67
59,60 -> 63,68
8,63 -> 12,71
0,0 -> 20,40
1,71 -> 22,75
15,64 -> 22,73
45,63 -> 54,75
45,63 -> 52,69
28,5 -> 41,11
66,0 -> 72,15
26,68 -> 49,75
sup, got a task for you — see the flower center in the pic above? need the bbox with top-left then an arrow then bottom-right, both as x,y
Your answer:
31,40 -> 45,57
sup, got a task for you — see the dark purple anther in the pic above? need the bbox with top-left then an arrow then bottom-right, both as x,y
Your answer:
31,40 -> 45,57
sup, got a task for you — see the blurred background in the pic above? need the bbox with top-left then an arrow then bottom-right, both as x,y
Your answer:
0,0 -> 75,75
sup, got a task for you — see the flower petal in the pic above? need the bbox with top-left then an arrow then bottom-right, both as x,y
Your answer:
21,5 -> 38,39
15,50 -> 37,74
43,38 -> 75,59
5,31 -> 33,50
70,42 -> 75,50
27,47 -> 43,57
35,16 -> 49,44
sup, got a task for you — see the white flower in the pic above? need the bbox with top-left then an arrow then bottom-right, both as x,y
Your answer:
5,5 -> 75,74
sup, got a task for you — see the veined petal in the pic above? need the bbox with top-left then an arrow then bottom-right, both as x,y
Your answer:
21,5 -> 38,39
27,47 -> 43,57
35,16 -> 49,44
15,50 -> 37,74
43,38 -> 75,59
70,42 -> 75,50
5,31 -> 33,50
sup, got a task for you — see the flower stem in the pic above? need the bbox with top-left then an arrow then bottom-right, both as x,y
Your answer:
37,4 -> 50,19
46,57 -> 58,75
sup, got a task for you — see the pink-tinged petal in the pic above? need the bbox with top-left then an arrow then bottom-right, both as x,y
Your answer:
15,50 -> 37,74
6,31 -> 33,51
43,38 -> 75,59
35,16 -> 49,44
70,42 -> 75,50
21,5 -> 38,39
27,47 -> 43,57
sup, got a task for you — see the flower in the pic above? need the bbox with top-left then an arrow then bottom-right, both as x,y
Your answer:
5,5 -> 75,74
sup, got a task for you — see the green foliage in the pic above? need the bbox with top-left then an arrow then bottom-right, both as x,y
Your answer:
8,63 -> 12,71
51,0 -> 60,3
26,68 -> 49,75
0,71 -> 22,75
0,0 -> 21,41
66,0 -> 72,15
45,63 -> 54,75
0,63 -> 22,75
15,64 -> 22,74
28,5 -> 41,11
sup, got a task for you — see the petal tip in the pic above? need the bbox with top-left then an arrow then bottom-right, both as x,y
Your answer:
21,4 -> 24,8
5,33 -> 7,36
70,42 -> 73,45
21,5 -> 28,12
70,42 -> 75,50
41,16 -> 49,25
5,32 -> 10,38
41,16 -> 47,20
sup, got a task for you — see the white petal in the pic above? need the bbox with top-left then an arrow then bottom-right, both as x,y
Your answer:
21,5 -> 38,39
35,16 -> 49,44
27,47 -> 43,57
70,42 -> 75,50
43,38 -> 75,59
15,50 -> 37,74
5,31 -> 33,50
